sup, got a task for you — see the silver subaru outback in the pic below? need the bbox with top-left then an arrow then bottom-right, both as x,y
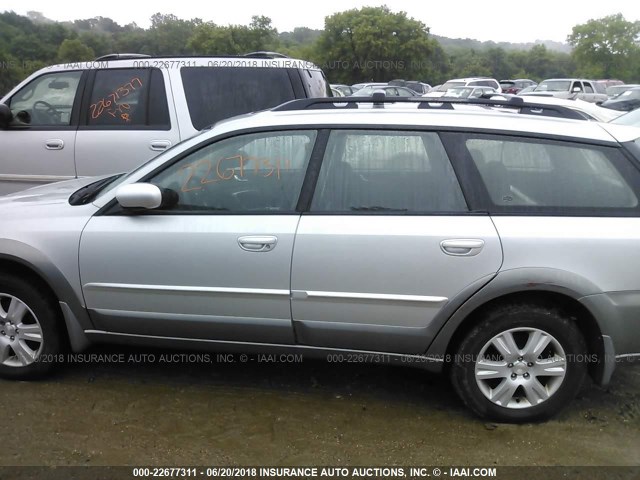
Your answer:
1,96 -> 640,423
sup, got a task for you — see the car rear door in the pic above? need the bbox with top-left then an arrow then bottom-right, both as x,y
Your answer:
290,129 -> 503,354
74,67 -> 181,177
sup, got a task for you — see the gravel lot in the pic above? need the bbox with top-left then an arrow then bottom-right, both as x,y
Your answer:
0,345 -> 638,471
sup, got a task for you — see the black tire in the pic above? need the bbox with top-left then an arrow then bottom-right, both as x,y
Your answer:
0,273 -> 65,379
450,303 -> 588,422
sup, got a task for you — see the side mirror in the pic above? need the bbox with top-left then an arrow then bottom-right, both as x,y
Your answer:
115,183 -> 178,210
572,87 -> 582,93
0,104 -> 12,129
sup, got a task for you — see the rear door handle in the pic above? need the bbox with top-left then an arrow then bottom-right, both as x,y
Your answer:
440,239 -> 485,256
45,139 -> 64,150
238,236 -> 278,252
149,140 -> 172,151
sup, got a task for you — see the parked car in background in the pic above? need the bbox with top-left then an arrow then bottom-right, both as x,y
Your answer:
423,77 -> 502,97
499,79 -> 537,94
0,53 -> 329,195
611,108 -> 640,127
433,86 -> 497,99
601,87 -> 640,112
351,82 -> 387,92
523,78 -> 608,103
1,95 -> 639,424
606,84 -> 640,99
330,87 -> 345,97
596,79 -> 624,90
351,85 -> 418,97
388,79 -> 432,95
517,85 -> 537,95
331,84 -> 355,96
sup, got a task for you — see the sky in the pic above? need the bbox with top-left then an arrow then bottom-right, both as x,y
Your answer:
3,0 -> 640,43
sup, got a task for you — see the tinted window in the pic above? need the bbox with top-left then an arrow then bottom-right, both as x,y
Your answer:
584,82 -> 594,93
466,136 -> 639,210
311,130 -> 467,213
181,67 -> 297,130
87,68 -> 169,127
9,71 -> 82,126
151,130 -> 316,213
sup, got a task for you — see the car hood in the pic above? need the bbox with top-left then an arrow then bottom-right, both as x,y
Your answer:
0,176 -> 113,207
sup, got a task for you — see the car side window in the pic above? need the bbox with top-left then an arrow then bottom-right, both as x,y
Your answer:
151,130 -> 317,213
584,82 -> 594,93
311,130 -> 467,213
466,136 -> 640,211
8,71 -> 82,126
87,68 -> 169,127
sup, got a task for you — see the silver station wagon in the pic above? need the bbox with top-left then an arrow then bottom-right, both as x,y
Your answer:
1,96 -> 640,423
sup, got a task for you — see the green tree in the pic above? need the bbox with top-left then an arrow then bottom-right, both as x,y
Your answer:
187,16 -> 279,55
57,38 -> 94,63
567,13 -> 640,80
148,13 -> 202,55
314,6 -> 443,84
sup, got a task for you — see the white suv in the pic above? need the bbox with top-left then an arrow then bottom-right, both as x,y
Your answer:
424,77 -> 501,98
0,54 -> 329,195
1,95 -> 639,423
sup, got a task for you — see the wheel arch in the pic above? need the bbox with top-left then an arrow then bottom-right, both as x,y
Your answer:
426,268 -> 608,384
0,240 -> 92,351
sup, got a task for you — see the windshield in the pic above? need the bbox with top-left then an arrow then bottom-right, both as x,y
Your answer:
438,81 -> 465,92
612,109 -> 640,127
535,80 -> 571,92
443,87 -> 473,98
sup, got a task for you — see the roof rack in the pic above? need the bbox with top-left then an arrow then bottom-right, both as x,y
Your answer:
243,51 -> 289,59
272,93 -> 586,120
94,53 -> 151,61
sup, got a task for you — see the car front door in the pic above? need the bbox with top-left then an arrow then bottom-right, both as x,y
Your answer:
79,129 -> 318,344
290,129 -> 503,354
0,70 -> 84,194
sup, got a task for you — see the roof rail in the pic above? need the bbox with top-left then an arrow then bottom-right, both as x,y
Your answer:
244,51 -> 289,59
272,93 -> 586,120
94,53 -> 152,61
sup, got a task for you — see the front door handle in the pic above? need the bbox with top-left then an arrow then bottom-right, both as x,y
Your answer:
149,140 -> 172,151
45,139 -> 64,150
440,239 -> 485,257
238,236 -> 278,252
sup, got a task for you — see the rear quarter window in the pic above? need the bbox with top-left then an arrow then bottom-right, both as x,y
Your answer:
181,67 -> 297,130
465,135 -> 640,214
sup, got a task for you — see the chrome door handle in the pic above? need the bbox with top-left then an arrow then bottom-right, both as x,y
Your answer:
149,140 -> 172,151
440,239 -> 485,257
238,236 -> 277,252
45,139 -> 64,150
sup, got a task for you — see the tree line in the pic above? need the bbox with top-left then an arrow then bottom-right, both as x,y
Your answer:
1,7 -> 639,94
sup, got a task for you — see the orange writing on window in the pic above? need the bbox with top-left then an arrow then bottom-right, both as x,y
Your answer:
179,154 -> 292,193
89,77 -> 142,122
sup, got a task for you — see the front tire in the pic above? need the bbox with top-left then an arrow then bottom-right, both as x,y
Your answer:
0,273 -> 64,379
450,303 -> 588,422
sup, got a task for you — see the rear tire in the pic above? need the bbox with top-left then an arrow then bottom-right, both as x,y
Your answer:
450,303 -> 588,422
0,273 -> 64,379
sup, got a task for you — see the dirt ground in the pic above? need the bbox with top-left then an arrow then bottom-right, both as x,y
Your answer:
0,345 -> 638,468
